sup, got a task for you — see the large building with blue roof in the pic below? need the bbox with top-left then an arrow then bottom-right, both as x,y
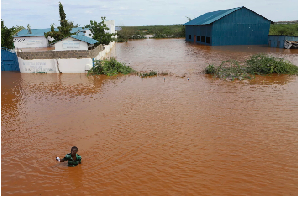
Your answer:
184,6 -> 273,46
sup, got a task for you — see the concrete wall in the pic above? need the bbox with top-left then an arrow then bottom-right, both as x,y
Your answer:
54,37 -> 89,51
94,41 -> 116,60
17,41 -> 115,73
13,36 -> 49,48
17,44 -> 104,60
18,58 -> 93,73
104,20 -> 116,34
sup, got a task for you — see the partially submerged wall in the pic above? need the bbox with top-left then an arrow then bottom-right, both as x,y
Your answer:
18,58 -> 93,73
17,41 -> 115,73
17,44 -> 104,60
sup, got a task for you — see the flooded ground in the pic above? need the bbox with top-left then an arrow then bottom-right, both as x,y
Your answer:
1,38 -> 298,196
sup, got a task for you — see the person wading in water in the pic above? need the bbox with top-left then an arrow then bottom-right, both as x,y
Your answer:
56,146 -> 82,167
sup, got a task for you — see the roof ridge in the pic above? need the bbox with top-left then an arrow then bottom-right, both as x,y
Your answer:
184,6 -> 273,26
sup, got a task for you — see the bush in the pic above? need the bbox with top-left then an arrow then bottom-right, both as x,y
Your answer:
140,71 -> 157,78
246,54 -> 298,75
204,64 -> 216,74
88,57 -> 135,76
204,54 -> 298,80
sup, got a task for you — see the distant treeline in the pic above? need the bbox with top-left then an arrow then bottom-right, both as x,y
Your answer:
269,23 -> 298,36
117,25 -> 185,42
117,23 -> 298,42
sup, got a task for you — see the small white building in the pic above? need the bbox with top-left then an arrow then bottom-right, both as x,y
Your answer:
13,28 -> 53,49
13,27 -> 90,49
13,21 -> 116,49
54,35 -> 98,51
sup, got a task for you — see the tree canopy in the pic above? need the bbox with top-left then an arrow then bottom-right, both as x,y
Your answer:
44,2 -> 74,44
1,20 -> 15,49
85,17 -> 115,46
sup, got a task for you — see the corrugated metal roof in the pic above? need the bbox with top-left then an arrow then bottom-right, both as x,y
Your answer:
184,6 -> 272,25
14,27 -> 89,37
70,27 -> 89,33
77,32 -> 85,36
115,26 -> 122,31
70,35 -> 98,44
14,28 -> 54,37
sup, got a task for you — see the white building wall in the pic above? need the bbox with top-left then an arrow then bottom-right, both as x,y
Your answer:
104,20 -> 116,34
18,57 -> 93,73
13,36 -> 49,49
17,41 -> 116,73
84,30 -> 93,38
54,37 -> 89,51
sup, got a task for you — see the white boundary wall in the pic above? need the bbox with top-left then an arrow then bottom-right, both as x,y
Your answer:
94,41 -> 115,60
18,41 -> 115,73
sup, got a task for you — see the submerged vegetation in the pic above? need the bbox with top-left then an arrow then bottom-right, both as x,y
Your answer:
139,71 -> 157,78
88,57 -> 135,76
205,54 -> 298,81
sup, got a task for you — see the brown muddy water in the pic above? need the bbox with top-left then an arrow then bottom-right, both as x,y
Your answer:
1,38 -> 298,196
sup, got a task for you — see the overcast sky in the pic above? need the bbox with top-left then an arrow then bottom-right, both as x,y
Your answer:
1,0 -> 298,29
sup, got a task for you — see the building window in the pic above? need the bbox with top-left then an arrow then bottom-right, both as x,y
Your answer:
189,35 -> 191,39
206,37 -> 210,44
197,36 -> 200,41
201,36 -> 205,42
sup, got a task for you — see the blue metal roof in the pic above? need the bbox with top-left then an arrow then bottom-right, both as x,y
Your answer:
14,28 -> 54,37
115,26 -> 122,31
70,35 -> 98,44
184,6 -> 272,25
70,27 -> 89,33
14,27 -> 89,37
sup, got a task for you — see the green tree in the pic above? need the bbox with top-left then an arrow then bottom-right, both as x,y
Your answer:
117,27 -> 134,42
1,20 -> 15,49
57,2 -> 73,37
27,24 -> 32,34
12,25 -> 25,36
44,2 -> 73,44
269,24 -> 298,36
86,17 -> 115,46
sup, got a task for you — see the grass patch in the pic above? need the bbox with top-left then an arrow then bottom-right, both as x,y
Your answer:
140,71 -> 157,78
88,57 -> 135,76
205,54 -> 298,81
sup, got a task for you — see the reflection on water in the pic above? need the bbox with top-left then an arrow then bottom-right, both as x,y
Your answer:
1,39 -> 298,196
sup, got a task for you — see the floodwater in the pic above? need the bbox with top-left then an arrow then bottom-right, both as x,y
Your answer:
1,39 -> 298,196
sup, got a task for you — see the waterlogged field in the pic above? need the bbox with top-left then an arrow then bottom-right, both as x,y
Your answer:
1,39 -> 298,196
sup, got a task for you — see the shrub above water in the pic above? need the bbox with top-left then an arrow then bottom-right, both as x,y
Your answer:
88,57 -> 135,76
245,54 -> 298,75
204,54 -> 298,81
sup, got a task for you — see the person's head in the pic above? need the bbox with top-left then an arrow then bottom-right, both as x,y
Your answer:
71,146 -> 78,155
